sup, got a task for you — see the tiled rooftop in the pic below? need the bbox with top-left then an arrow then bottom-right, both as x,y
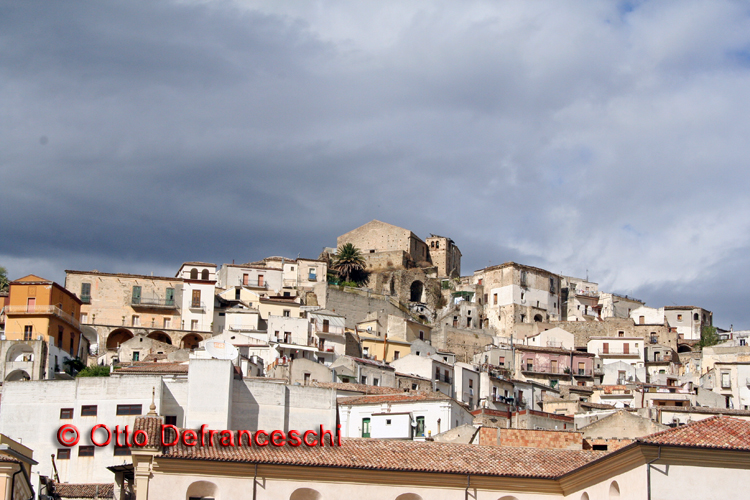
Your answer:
50,482 -> 114,499
638,416 -> 750,450
338,391 -> 451,405
154,429 -> 603,478
310,381 -> 406,395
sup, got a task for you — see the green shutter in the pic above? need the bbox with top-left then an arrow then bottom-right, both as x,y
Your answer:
132,286 -> 141,304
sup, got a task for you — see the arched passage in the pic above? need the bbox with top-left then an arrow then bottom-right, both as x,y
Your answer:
677,344 -> 693,353
5,369 -> 30,382
290,488 -> 321,500
185,480 -> 218,500
410,281 -> 424,302
181,333 -> 203,350
81,326 -> 99,355
6,343 -> 33,362
609,481 -> 620,498
147,331 -> 173,345
107,329 -> 134,350
534,314 -> 543,322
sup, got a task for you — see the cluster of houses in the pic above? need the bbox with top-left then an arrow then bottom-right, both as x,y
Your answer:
1,220 -> 749,499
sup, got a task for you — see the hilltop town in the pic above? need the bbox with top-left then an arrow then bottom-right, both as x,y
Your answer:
1,219 -> 749,499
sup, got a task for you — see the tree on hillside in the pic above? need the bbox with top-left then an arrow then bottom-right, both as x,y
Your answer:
0,266 -> 8,292
698,325 -> 720,350
332,243 -> 369,286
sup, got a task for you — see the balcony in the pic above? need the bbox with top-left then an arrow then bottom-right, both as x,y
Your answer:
241,280 -> 268,289
522,365 -> 593,377
5,305 -> 80,330
80,295 -> 91,304
598,349 -> 641,357
189,301 -> 206,311
131,297 -> 178,310
315,327 -> 345,337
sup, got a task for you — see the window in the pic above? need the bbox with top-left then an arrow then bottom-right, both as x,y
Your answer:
165,415 -> 177,426
308,268 -> 317,281
549,277 -> 555,293
362,418 -> 371,438
373,378 -> 379,386
520,314 -> 526,323
201,269 -> 209,280
132,315 -> 140,326
419,330 -> 424,340
322,319 -> 330,332
163,317 -> 171,329
721,372 -> 731,389
132,352 -> 140,361
114,443 -> 131,456
58,326 -> 64,347
191,290 -> 201,308
393,351 -> 400,360
304,373 -> 311,384
415,416 -> 425,437
190,268 -> 198,280
191,320 -> 198,330
24,325 -> 33,341
520,271 -> 528,287
578,362 -> 586,376
258,275 -> 264,287
57,449 -> 70,460
81,282 -> 91,303
80,313 -> 88,324
79,446 -> 95,457
242,273 -> 249,286
435,367 -> 440,380
360,375 -> 367,384
26,297 -> 35,312
284,332 -> 292,343
283,310 -> 291,317
602,342 -> 609,354
694,313 -> 700,321
81,405 -> 97,417
493,293 -> 498,305
235,288 -> 241,300
116,404 -> 142,416
386,419 -> 392,425
677,314 -> 683,321
132,286 -> 141,305
362,346 -> 369,357
165,287 -> 175,306
526,360 -> 533,371
639,315 -> 645,324
60,408 -> 74,419
618,331 -> 624,337
443,370 -> 450,383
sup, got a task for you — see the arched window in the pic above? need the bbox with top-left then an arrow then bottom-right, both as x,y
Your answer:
395,495 -> 423,500
580,493 -> 590,500
289,488 -> 321,500
609,480 -> 621,498
190,268 -> 198,280
694,313 -> 699,321
410,281 -> 424,302
201,269 -> 209,280
185,480 -> 218,499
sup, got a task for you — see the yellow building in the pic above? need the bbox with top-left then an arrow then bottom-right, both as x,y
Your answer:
5,275 -> 83,359
0,434 -> 35,500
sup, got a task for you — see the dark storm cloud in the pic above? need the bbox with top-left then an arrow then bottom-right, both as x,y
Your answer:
3,0 -> 750,328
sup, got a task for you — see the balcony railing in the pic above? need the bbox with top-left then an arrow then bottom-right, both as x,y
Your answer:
598,349 -> 640,357
241,280 -> 268,289
315,327 -> 345,337
189,301 -> 206,311
5,305 -> 80,330
80,295 -> 91,304
131,297 -> 177,309
522,365 -> 593,377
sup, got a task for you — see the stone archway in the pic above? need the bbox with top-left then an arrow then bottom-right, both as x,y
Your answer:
81,326 -> 99,355
5,369 -> 30,382
6,343 -> 33,362
181,333 -> 203,350
534,314 -> 543,322
410,280 -> 424,302
106,329 -> 134,350
147,331 -> 173,345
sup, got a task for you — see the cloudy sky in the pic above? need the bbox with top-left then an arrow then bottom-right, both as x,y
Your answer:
2,0 -> 750,328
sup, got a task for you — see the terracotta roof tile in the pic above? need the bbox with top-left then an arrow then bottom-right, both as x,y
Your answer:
156,434 -> 604,479
115,362 -> 188,374
310,382 -> 406,395
338,392 -> 452,405
638,416 -> 750,450
50,482 -> 114,498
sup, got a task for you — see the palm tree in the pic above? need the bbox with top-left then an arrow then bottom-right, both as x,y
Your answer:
332,243 -> 366,284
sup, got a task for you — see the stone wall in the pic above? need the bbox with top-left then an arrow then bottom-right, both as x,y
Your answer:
582,437 -> 633,451
325,287 -> 414,329
550,318 -> 675,350
431,326 -> 495,364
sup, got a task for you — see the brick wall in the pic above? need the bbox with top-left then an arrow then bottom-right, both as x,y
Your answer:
477,427 -> 583,450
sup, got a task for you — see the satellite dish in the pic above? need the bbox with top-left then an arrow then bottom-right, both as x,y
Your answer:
204,338 -> 239,360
